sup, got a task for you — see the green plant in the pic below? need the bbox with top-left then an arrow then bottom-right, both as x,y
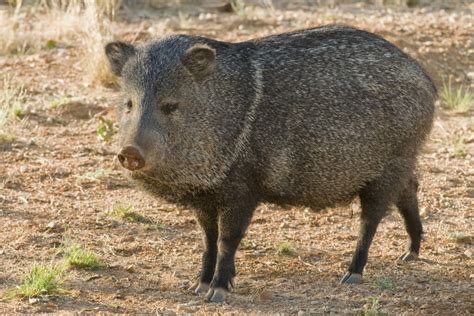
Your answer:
231,0 -> 246,18
451,136 -> 467,158
145,222 -> 168,231
441,76 -> 473,112
65,244 -> 103,270
277,242 -> 294,256
0,133 -> 16,145
97,115 -> 114,142
406,0 -> 419,7
447,231 -> 471,244
12,105 -> 25,117
108,203 -> 150,223
8,263 -> 66,299
359,296 -> 388,316
45,39 -> 57,49
49,95 -> 79,109
75,168 -> 111,183
370,276 -> 394,290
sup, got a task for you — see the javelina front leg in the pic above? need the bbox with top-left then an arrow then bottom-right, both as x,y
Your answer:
189,210 -> 218,295
205,204 -> 255,302
341,188 -> 387,284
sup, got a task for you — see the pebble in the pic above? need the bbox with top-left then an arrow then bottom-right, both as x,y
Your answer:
46,220 -> 64,232
120,236 -> 135,243
466,189 -> 474,198
259,289 -> 274,302
156,307 -> 176,316
176,300 -> 201,312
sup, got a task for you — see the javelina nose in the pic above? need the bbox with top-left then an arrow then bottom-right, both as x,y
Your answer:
117,146 -> 145,171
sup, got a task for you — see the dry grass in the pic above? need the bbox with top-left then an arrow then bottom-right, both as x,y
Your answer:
0,0 -> 118,85
81,0 -> 118,86
0,74 -> 26,139
0,7 -> 82,55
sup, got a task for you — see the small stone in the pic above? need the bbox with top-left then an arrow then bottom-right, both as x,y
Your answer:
120,236 -> 135,243
176,300 -> 200,312
108,262 -> 120,269
464,249 -> 472,258
86,275 -> 101,282
46,220 -> 64,233
259,289 -> 273,301
19,165 -> 28,173
29,297 -> 43,304
156,307 -> 176,316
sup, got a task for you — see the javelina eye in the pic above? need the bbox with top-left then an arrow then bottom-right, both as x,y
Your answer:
160,102 -> 179,115
125,100 -> 133,113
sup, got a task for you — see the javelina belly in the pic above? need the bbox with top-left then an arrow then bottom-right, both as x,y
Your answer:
106,25 -> 436,302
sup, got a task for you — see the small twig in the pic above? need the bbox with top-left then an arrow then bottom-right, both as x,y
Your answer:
298,256 -> 318,269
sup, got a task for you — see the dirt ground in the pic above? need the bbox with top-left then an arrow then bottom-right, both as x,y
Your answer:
0,1 -> 473,314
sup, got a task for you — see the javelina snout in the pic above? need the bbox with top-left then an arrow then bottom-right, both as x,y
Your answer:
106,24 -> 437,303
117,146 -> 145,171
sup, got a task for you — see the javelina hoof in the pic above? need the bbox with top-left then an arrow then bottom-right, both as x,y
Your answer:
398,251 -> 418,261
188,281 -> 210,295
205,287 -> 228,303
340,272 -> 363,284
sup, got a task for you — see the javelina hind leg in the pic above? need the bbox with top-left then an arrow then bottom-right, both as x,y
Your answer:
396,175 -> 423,261
189,210 -> 218,295
341,181 -> 389,284
205,202 -> 256,302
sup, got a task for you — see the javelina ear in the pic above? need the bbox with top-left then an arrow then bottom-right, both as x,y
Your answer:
181,44 -> 216,81
105,41 -> 136,77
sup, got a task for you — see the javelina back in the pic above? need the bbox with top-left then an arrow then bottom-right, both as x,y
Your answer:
105,25 -> 436,302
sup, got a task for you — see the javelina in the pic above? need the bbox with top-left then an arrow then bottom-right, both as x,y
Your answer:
105,25 -> 436,302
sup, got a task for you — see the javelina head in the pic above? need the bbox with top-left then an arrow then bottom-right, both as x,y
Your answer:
105,36 -> 253,192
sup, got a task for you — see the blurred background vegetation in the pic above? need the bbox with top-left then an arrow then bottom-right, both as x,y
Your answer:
0,0 -> 472,94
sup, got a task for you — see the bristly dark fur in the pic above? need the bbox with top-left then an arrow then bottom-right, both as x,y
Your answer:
106,24 -> 437,301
